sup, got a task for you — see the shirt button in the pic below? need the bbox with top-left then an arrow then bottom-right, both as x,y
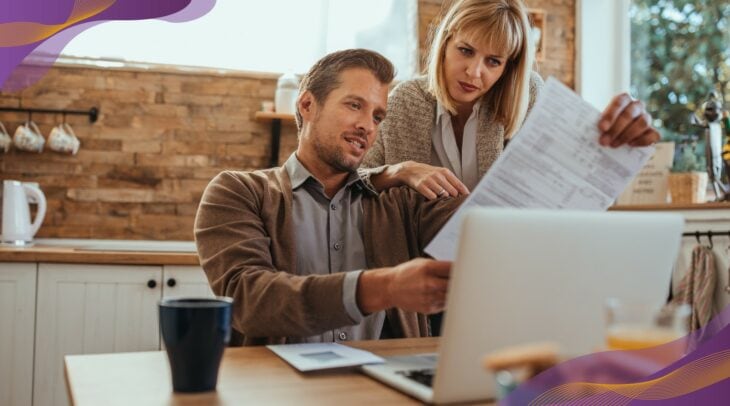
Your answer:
338,331 -> 348,340
330,203 -> 336,210
334,242 -> 341,250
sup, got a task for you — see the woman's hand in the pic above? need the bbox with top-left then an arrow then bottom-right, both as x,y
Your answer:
598,93 -> 660,148
382,161 -> 470,200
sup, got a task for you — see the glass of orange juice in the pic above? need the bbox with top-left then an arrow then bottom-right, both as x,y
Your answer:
604,298 -> 690,351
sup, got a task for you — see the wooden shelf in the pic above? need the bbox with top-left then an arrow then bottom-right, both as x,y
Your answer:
254,111 -> 295,123
610,202 -> 730,211
254,112 -> 296,167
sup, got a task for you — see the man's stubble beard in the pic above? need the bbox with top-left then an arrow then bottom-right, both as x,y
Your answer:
310,118 -> 361,174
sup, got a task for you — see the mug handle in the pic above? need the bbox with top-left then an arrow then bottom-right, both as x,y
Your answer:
0,121 -> 9,153
28,121 -> 43,139
62,122 -> 81,154
23,184 -> 47,238
62,122 -> 77,139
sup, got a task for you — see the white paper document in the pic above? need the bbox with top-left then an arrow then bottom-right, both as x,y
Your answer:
267,342 -> 385,372
425,77 -> 655,260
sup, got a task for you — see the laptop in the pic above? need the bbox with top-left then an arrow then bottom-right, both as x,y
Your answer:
362,208 -> 684,404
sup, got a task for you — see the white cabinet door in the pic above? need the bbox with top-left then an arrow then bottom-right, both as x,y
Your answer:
34,263 -> 162,406
0,263 -> 36,406
162,265 -> 215,299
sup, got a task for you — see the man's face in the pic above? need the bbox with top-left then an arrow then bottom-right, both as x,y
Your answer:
299,68 -> 388,173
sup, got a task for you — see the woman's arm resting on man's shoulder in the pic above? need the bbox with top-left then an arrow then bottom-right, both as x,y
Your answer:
369,161 -> 469,200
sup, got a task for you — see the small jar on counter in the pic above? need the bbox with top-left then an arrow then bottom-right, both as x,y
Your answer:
275,72 -> 299,115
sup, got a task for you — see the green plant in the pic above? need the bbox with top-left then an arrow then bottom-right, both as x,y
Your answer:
672,140 -> 707,172
630,0 -> 730,139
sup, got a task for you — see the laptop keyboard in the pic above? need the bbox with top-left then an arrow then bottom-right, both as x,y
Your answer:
396,368 -> 435,387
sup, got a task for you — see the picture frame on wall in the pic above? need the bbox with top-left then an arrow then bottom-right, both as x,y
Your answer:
528,8 -> 546,62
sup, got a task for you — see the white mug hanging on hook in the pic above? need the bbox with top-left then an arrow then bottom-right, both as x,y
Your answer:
0,121 -> 11,153
13,120 -> 45,153
48,122 -> 80,155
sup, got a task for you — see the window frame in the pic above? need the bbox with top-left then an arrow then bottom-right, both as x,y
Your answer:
575,0 -> 631,109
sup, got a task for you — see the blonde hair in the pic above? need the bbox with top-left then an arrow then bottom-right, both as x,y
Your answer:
426,0 -> 534,138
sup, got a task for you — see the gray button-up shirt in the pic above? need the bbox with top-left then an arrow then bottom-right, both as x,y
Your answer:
284,154 -> 386,343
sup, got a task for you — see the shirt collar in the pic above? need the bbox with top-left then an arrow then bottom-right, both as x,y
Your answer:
283,153 -> 376,196
284,153 -> 313,190
435,100 -> 481,125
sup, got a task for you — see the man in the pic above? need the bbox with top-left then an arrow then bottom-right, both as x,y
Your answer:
195,49 -> 462,346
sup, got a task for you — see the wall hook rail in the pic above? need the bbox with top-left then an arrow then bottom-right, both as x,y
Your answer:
683,230 -> 727,249
683,230 -> 729,238
0,106 -> 99,123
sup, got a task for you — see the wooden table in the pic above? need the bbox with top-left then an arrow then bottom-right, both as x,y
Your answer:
65,338 -> 442,405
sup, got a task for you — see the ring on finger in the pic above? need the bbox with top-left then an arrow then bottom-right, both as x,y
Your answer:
437,188 -> 447,196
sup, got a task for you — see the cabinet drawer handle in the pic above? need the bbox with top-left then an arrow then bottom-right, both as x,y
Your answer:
147,279 -> 157,289
166,278 -> 177,288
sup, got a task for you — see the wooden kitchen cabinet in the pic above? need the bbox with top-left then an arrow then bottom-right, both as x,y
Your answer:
33,263 -> 162,406
0,263 -> 36,406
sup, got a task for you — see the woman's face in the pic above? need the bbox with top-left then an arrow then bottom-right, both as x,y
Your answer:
442,31 -> 508,114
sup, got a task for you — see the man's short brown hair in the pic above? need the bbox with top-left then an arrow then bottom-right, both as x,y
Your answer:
295,49 -> 395,129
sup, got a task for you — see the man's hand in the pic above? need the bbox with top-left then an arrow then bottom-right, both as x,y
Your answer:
357,258 -> 451,314
598,93 -> 660,148
386,258 -> 451,314
371,161 -> 469,200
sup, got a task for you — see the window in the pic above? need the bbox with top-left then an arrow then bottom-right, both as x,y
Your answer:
575,0 -> 632,109
60,0 -> 418,80
630,0 -> 729,139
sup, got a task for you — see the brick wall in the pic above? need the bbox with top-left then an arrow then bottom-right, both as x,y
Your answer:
0,1 -> 575,240
0,69 -> 300,239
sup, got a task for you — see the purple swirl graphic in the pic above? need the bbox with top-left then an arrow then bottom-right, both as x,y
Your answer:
0,0 -> 216,91
503,304 -> 730,405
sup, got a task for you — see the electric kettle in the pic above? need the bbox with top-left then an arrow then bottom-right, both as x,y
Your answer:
1,180 -> 46,246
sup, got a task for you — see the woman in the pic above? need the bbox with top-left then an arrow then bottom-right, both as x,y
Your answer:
362,0 -> 659,199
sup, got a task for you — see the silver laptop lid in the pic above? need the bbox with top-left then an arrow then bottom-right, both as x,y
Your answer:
432,208 -> 684,404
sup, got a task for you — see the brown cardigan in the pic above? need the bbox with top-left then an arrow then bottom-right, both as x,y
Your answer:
194,166 -> 462,345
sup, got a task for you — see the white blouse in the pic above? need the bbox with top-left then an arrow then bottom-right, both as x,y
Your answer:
430,101 -> 481,191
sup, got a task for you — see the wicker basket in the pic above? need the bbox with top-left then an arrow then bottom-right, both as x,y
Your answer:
668,172 -> 708,204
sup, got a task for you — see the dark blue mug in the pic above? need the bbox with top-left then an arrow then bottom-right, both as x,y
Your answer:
159,297 -> 233,392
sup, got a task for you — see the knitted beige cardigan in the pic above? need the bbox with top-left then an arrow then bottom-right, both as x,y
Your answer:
362,73 -> 544,178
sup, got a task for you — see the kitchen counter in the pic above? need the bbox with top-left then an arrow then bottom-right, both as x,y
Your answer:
611,202 -> 730,211
611,202 -> 730,228
0,239 -> 199,265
